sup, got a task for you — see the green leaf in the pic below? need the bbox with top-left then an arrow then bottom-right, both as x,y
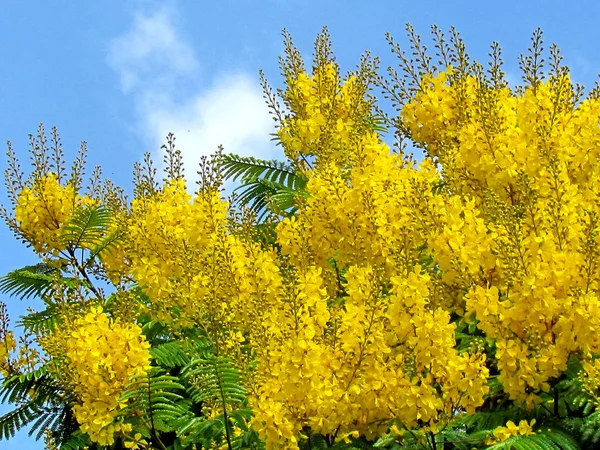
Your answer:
0,366 -> 75,443
485,427 -> 580,450
0,402 -> 41,440
0,263 -> 58,300
220,154 -> 300,187
0,263 -> 84,303
180,355 -> 248,449
118,368 -> 188,437
150,338 -> 213,368
59,204 -> 112,250
84,226 -> 122,268
58,431 -> 92,450
18,305 -> 61,334
183,355 -> 246,406
220,153 -> 308,221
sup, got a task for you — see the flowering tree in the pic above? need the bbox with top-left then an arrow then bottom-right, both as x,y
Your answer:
0,26 -> 599,450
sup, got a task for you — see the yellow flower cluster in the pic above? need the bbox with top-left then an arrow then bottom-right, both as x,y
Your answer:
401,70 -> 463,157
403,70 -> 600,200
403,70 -> 600,405
278,62 -> 373,170
0,301 -> 41,378
97,215 -> 130,285
126,179 -> 282,338
487,419 -> 536,444
251,89 -> 489,446
14,173 -> 94,253
126,179 -> 227,326
0,330 -> 17,377
65,306 -> 150,446
581,355 -> 600,406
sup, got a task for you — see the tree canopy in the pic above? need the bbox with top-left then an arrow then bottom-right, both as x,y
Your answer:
1,25 -> 600,450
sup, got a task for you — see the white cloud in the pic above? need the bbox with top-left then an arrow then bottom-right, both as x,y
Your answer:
141,73 -> 278,174
107,4 -> 278,182
107,6 -> 198,93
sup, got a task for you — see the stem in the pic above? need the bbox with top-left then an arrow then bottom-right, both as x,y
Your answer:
205,234 -> 233,450
333,259 -> 344,297
540,402 -> 554,417
405,427 -> 429,450
146,376 -> 168,450
213,355 -> 234,450
428,431 -> 437,450
329,425 -> 341,446
554,385 -> 560,417
67,247 -> 103,299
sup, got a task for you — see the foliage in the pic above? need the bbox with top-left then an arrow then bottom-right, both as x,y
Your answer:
0,264 -> 62,300
219,152 -> 308,220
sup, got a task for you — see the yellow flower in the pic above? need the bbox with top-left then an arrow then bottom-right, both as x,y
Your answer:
488,419 -> 536,444
64,306 -> 150,445
15,173 -> 95,253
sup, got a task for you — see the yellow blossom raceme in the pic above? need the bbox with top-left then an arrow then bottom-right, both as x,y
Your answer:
14,173 -> 95,253
0,330 -> 17,377
251,264 -> 489,447
428,195 -> 496,285
250,266 -> 334,449
400,68 -> 600,405
487,419 -> 536,444
277,132 -> 442,290
401,71 -> 588,200
278,62 -> 374,170
387,269 -> 489,417
401,69 -> 464,157
252,113 -> 489,446
64,306 -> 150,446
126,179 -> 228,325
97,215 -> 130,285
580,355 -> 600,406
126,179 -> 282,334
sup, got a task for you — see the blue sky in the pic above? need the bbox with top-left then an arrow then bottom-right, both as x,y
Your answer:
1,0 -> 600,448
